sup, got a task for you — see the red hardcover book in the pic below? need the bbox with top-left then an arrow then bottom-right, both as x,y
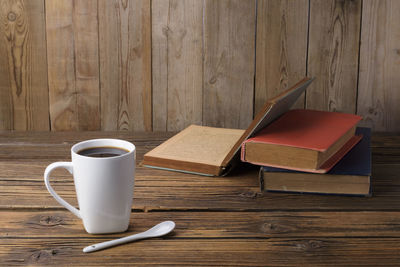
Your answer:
241,109 -> 362,173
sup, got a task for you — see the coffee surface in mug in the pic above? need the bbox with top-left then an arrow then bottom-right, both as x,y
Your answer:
78,146 -> 129,158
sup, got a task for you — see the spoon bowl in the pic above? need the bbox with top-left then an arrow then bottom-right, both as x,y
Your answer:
144,221 -> 175,237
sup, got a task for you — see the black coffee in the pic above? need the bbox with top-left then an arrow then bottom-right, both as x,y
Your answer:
78,146 -> 129,158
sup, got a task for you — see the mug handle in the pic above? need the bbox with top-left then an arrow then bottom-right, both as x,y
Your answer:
44,162 -> 81,218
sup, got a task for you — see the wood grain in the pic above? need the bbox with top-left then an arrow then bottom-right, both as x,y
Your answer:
1,238 -> 400,266
255,0 -> 308,114
152,0 -> 203,131
151,0 -> 168,131
0,0 -> 13,130
203,0 -> 256,129
99,0 -> 152,131
0,132 -> 400,265
0,131 -> 397,147
2,210 -> 400,238
307,0 -> 361,113
357,0 -> 400,132
0,1 -> 400,132
73,1 -> 100,131
0,0 -> 49,130
46,0 -> 100,131
0,130 -> 397,164
1,160 -> 399,210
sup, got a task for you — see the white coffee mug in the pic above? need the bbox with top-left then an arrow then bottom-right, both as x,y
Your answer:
44,139 -> 136,234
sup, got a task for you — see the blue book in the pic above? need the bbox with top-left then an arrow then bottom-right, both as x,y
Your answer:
259,127 -> 371,196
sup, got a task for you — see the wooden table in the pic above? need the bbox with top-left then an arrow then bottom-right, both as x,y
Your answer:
0,131 -> 399,266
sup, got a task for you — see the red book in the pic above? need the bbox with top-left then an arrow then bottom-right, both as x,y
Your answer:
241,109 -> 362,173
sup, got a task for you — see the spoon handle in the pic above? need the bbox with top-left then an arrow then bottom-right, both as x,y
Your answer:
83,232 -> 147,253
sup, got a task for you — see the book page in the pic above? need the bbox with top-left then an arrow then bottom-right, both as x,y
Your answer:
145,125 -> 245,167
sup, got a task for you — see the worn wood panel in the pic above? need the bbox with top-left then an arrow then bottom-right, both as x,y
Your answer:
0,131 -> 173,162
255,0 -> 308,114
46,0 -> 100,131
151,0 -> 168,131
357,0 -> 400,132
0,131 -> 397,147
99,0 -> 151,131
0,2 -> 12,130
0,0 -> 49,130
164,0 -> 202,131
0,132 -> 399,265
0,131 -> 175,144
152,0 -> 203,131
1,238 -> 400,266
2,210 -> 400,238
0,131 -> 398,164
0,130 -> 396,163
1,162 -> 399,211
203,0 -> 256,129
307,0 -> 361,113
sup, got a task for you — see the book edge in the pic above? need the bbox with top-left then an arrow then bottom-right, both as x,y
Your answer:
242,111 -> 362,152
221,77 -> 314,167
261,127 -> 372,176
259,166 -> 371,197
142,155 -> 222,176
142,164 -> 215,177
243,134 -> 362,173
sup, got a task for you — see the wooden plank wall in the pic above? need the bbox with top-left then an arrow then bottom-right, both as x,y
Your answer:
0,0 -> 399,132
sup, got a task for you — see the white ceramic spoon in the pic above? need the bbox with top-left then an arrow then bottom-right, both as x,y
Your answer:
83,221 -> 176,253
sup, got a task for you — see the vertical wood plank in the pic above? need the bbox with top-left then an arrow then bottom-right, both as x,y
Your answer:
0,0 -> 49,130
128,0 -> 151,131
0,0 -> 12,130
203,0 -> 256,129
166,0 -> 202,131
46,0 -> 76,130
99,0 -> 151,131
152,0 -> 203,132
98,0 -> 126,131
74,1 -> 100,131
46,0 -> 100,131
357,0 -> 400,132
255,0 -> 308,114
151,0 -> 169,131
307,0 -> 361,113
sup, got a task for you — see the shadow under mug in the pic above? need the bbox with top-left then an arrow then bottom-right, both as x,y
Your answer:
44,139 -> 136,234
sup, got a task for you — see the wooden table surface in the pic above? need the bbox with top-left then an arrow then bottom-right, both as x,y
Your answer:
0,131 -> 399,266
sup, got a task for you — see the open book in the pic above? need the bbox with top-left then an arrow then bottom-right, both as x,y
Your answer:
142,77 -> 314,176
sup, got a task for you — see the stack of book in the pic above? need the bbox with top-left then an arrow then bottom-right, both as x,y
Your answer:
142,78 -> 315,176
241,109 -> 371,196
142,77 -> 371,196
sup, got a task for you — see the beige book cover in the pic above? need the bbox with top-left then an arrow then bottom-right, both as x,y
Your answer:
142,77 -> 314,176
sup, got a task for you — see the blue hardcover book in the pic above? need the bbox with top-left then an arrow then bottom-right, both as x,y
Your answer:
259,127 -> 371,196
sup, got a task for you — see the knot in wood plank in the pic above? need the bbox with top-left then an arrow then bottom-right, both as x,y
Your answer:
295,240 -> 324,252
239,190 -> 260,199
209,76 -> 217,84
263,223 -> 276,231
39,215 -> 63,226
162,26 -> 170,37
30,249 -> 58,263
7,11 -> 16,21
261,222 -> 292,234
